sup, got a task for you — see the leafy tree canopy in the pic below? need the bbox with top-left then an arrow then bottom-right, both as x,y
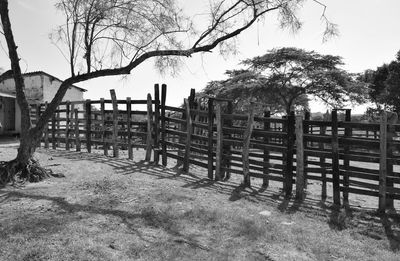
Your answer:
362,50 -> 400,113
202,47 -> 364,115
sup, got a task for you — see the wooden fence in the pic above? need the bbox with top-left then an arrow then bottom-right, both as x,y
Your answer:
33,88 -> 158,161
31,84 -> 400,213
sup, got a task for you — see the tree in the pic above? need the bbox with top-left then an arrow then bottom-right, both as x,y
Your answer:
202,47 -> 363,115
0,0 -> 336,184
201,69 -> 309,115
362,50 -> 400,114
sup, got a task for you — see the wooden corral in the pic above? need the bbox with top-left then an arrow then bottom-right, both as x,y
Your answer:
30,84 -> 400,213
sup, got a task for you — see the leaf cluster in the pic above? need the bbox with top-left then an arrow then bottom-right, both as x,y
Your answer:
362,51 -> 400,113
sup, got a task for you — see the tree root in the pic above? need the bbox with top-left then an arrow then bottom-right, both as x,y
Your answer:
0,158 -> 52,186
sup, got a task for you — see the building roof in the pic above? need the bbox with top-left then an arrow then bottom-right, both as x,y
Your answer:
0,70 -> 87,92
0,91 -> 16,98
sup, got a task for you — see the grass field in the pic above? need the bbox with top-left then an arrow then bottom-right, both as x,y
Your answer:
0,146 -> 399,261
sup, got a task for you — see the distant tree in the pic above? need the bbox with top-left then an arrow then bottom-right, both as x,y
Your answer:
362,50 -> 400,114
201,69 -> 309,115
0,0 -> 336,184
202,47 -> 363,115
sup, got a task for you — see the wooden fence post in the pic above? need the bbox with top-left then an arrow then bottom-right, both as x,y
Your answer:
145,93 -> 154,161
100,98 -> 108,156
343,109 -> 351,207
295,115 -> 305,200
36,104 -> 41,147
154,84 -> 160,163
303,111 -> 310,189
65,101 -> 71,150
110,89 -> 119,158
223,101 -> 233,180
189,89 -> 195,109
262,111 -> 271,188
85,100 -> 92,153
284,112 -> 295,197
386,112 -> 397,209
52,111 -> 56,149
379,111 -> 388,213
331,109 -> 340,206
126,97 -> 133,160
242,106 -> 255,187
44,102 -> 49,149
320,111 -> 329,200
215,103 -> 223,181
74,108 -> 81,151
161,84 -> 167,166
207,98 -> 214,180
183,98 -> 193,173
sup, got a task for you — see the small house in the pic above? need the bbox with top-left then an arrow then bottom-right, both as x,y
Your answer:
0,71 -> 86,135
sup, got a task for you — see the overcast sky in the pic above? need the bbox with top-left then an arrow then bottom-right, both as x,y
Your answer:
1,0 -> 400,113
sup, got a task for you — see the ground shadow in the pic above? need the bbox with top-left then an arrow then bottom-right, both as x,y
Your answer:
34,148 -> 400,245
380,214 -> 400,251
1,190 -> 211,252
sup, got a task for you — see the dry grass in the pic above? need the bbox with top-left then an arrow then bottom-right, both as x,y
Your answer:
0,147 -> 399,261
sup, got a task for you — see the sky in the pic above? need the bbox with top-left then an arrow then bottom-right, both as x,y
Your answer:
1,0 -> 400,113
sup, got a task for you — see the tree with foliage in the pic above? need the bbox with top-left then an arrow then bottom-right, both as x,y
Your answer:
202,47 -> 364,115
362,50 -> 400,116
202,68 -> 309,115
0,0 -> 336,184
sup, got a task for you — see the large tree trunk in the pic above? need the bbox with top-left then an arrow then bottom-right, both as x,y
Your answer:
16,130 -> 40,163
0,127 -> 49,185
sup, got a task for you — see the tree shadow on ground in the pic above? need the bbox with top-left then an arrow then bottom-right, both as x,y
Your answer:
39,149 -> 400,245
380,214 -> 400,251
0,190 -> 211,252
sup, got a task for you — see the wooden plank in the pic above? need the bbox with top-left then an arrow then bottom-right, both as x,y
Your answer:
70,103 -> 75,149
242,107 -> 255,186
284,112 -> 295,197
65,101 -> 71,150
85,99 -> 92,153
183,98 -> 193,173
380,112 -> 389,212
145,93 -> 153,161
331,109 -> 340,206
100,98 -> 108,156
304,120 -> 331,127
215,103 -> 223,181
263,111 -> 270,188
340,121 -> 380,131
343,109 -> 351,206
164,105 -> 185,113
43,102 -> 49,149
74,109 -> 81,151
127,97 -> 133,159
51,112 -> 56,149
176,109 -> 185,167
36,104 -> 41,147
224,101 -> 233,180
153,84 -> 160,163
386,112 -> 397,209
303,111 -> 310,190
207,98 -> 214,180
161,84 -> 167,166
295,115 -> 305,200
110,90 -> 119,158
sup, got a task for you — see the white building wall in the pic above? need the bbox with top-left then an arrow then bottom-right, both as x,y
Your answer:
0,75 -> 43,103
42,75 -> 84,103
0,73 -> 85,134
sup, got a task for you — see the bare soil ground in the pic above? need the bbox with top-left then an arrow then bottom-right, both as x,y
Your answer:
0,146 -> 399,261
